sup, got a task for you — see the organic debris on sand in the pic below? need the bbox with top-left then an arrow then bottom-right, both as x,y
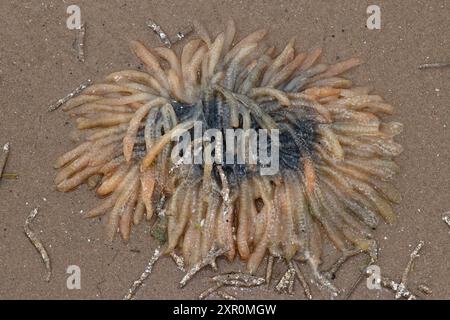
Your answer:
48,79 -> 92,112
0,143 -> 11,182
147,19 -> 193,48
124,246 -> 162,300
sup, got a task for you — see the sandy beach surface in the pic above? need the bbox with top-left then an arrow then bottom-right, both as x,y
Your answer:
0,0 -> 449,299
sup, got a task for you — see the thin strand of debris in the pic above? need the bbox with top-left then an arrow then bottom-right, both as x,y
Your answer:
1,173 -> 18,179
417,284 -> 432,295
363,241 -> 426,300
212,272 -> 265,287
401,241 -> 424,284
216,290 -> 237,300
124,246 -> 162,300
172,26 -> 193,45
380,276 -> 417,300
265,255 -> 275,287
24,208 -> 52,282
200,272 -> 265,300
275,267 -> 296,294
147,19 -> 193,48
344,258 -> 371,300
310,265 -> 340,296
170,252 -> 185,272
396,241 -> 424,299
326,249 -> 363,280
217,166 -> 231,216
344,248 -> 380,300
147,19 -> 172,48
291,261 -> 313,299
199,283 -> 223,300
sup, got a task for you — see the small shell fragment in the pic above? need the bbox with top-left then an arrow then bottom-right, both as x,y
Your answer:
147,19 -> 172,48
442,214 -> 450,228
